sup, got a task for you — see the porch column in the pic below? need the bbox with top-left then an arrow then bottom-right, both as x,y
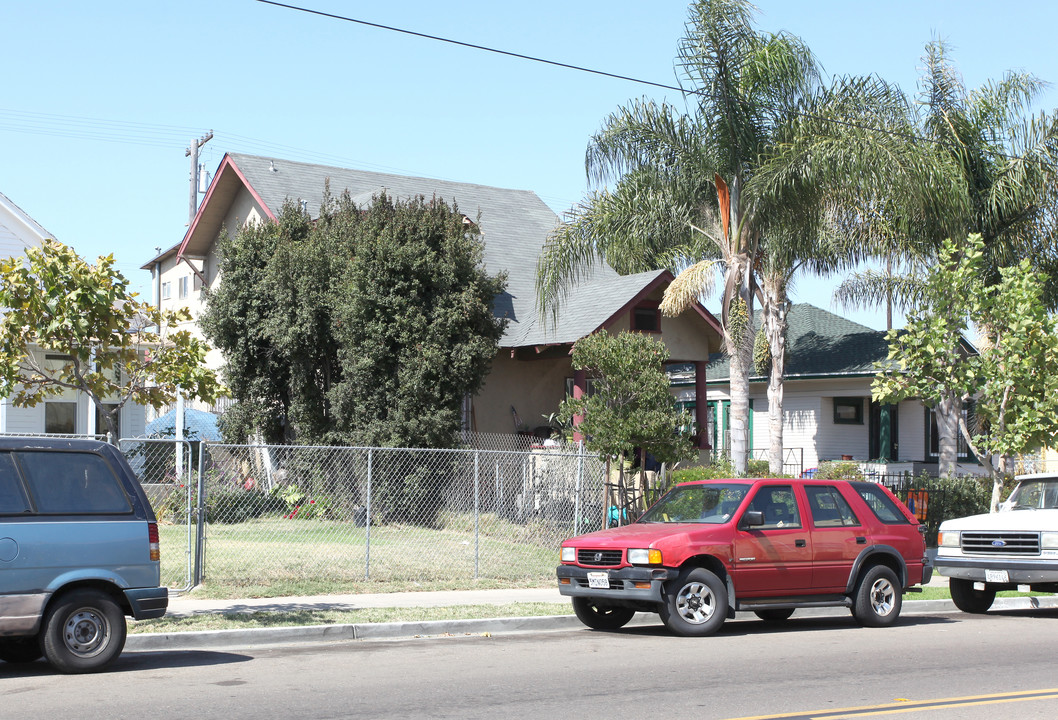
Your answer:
695,360 -> 710,449
572,368 -> 586,443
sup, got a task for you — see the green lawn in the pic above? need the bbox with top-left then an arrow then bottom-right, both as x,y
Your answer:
158,513 -> 560,599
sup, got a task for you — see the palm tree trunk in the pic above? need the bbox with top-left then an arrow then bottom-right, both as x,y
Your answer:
728,270 -> 754,476
763,281 -> 789,476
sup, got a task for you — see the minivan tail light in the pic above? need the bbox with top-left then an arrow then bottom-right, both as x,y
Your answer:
148,522 -> 160,562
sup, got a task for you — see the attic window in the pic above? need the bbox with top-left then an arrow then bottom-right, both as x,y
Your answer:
632,303 -> 661,333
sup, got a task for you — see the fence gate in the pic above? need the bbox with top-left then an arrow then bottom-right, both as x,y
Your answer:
120,438 -> 198,592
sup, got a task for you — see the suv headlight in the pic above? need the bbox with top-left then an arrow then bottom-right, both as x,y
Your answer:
561,547 -> 576,563
938,530 -> 960,548
627,548 -> 662,565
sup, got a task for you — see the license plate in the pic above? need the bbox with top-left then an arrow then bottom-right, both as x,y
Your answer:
587,571 -> 610,589
985,569 -> 1009,583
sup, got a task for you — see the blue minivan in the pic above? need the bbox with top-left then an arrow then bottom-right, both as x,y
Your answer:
0,437 -> 168,673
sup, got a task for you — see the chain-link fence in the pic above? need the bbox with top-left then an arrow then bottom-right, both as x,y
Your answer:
122,438 -> 607,595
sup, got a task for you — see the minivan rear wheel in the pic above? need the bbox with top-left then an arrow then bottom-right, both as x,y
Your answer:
852,565 -> 902,627
0,637 -> 43,664
42,589 -> 127,674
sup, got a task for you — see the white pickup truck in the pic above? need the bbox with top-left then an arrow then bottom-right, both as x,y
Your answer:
934,473 -> 1058,613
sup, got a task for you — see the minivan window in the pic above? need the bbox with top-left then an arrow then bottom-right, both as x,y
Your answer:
17,451 -> 132,514
0,452 -> 30,514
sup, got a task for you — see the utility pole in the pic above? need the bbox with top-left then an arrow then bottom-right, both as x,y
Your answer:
185,131 -> 213,223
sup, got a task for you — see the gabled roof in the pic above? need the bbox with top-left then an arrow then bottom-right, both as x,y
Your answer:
147,153 -> 720,349
0,190 -> 54,250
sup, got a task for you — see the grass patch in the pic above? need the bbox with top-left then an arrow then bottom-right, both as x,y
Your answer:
130,602 -> 571,633
157,513 -> 563,598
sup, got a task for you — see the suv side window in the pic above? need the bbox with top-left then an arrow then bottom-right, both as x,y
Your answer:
746,485 -> 801,529
16,451 -> 132,514
0,452 -> 30,514
806,485 -> 860,527
851,482 -> 908,524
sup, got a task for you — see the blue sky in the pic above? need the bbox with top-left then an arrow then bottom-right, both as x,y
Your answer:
3,1 -> 1056,330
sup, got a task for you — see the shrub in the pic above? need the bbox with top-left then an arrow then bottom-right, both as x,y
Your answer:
814,461 -> 865,481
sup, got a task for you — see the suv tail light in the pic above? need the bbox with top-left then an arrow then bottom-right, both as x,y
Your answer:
148,522 -> 160,562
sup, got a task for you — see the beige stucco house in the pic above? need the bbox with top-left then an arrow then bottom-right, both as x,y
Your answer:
143,153 -> 723,446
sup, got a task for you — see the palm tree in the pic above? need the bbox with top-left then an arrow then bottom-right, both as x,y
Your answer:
835,39 -> 1058,474
540,0 -> 959,474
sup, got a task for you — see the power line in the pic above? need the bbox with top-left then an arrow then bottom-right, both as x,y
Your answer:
255,0 -> 685,96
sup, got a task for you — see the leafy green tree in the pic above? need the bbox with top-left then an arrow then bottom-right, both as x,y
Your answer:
0,240 -> 222,439
873,235 -> 1058,509
201,201 -> 326,443
203,191 -> 506,458
328,193 -> 507,449
559,330 -> 696,501
538,0 -> 954,474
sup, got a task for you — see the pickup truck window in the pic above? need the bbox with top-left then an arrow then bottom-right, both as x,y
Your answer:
745,485 -> 801,529
639,482 -> 749,524
16,451 -> 132,515
806,485 -> 860,527
1006,479 -> 1058,509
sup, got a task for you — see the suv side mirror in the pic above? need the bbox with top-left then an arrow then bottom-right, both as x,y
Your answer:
741,510 -> 764,529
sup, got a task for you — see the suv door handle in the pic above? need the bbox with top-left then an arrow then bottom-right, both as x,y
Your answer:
856,536 -> 866,544
795,539 -> 806,548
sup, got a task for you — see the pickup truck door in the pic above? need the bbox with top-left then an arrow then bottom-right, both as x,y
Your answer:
731,484 -> 813,595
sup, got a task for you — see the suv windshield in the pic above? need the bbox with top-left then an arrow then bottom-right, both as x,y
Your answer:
1007,479 -> 1058,510
639,483 -> 749,524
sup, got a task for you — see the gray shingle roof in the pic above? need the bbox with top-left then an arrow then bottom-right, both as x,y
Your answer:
225,153 -> 636,348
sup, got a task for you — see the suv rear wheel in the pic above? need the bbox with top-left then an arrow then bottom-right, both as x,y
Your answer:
42,589 -> 127,674
949,577 -> 996,613
659,567 -> 728,637
572,598 -> 636,630
852,565 -> 902,627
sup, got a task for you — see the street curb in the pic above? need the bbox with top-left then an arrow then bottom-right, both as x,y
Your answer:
124,595 -> 1058,652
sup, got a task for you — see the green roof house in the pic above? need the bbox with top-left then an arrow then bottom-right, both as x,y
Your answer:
671,303 -> 982,476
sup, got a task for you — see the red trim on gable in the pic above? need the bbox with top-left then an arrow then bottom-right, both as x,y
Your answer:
176,154 -> 277,261
599,271 -> 723,337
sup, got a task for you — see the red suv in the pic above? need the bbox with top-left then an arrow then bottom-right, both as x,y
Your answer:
557,478 -> 930,636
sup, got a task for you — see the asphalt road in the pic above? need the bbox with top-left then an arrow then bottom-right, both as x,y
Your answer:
3,608 -> 1057,720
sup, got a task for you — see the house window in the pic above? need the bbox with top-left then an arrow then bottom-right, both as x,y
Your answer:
161,282 -> 172,300
95,403 -> 120,439
833,397 -> 864,425
178,276 -> 189,299
632,304 -> 661,333
564,377 -> 601,397
193,273 -> 203,291
45,402 -> 77,434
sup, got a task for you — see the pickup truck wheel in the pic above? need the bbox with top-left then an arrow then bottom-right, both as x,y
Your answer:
754,608 -> 795,622
949,577 -> 996,613
571,598 -> 636,630
659,568 -> 728,637
0,637 -> 43,664
852,565 -> 902,627
42,589 -> 127,674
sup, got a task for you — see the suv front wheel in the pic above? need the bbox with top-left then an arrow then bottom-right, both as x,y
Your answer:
42,589 -> 127,674
852,565 -> 902,627
659,567 -> 728,637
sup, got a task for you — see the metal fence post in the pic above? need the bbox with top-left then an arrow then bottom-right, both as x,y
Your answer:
474,450 -> 480,579
366,448 -> 372,581
194,440 -> 207,587
494,460 -> 501,516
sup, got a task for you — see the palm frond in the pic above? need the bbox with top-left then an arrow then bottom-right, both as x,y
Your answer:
660,259 -> 720,316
